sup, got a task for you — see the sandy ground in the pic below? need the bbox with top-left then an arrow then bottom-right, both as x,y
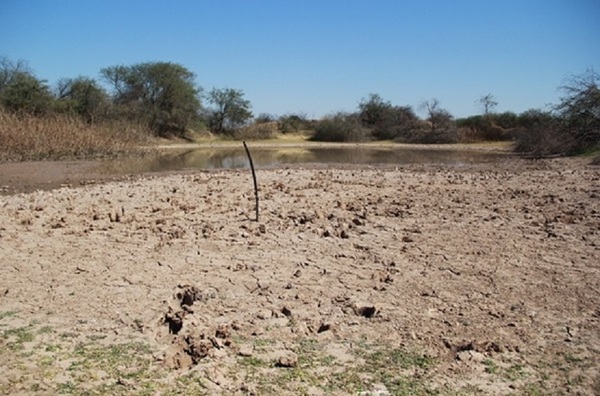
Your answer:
0,157 -> 599,395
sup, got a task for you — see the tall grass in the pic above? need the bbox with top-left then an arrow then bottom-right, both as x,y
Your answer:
0,110 -> 151,162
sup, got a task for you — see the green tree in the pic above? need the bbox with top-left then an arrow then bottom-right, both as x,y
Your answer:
100,62 -> 201,136
207,88 -> 253,134
0,71 -> 54,114
55,77 -> 109,123
359,94 -> 393,128
358,94 -> 419,140
0,56 -> 30,92
493,111 -> 518,129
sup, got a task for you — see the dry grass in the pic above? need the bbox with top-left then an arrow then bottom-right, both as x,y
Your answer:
0,110 -> 152,162
232,121 -> 279,140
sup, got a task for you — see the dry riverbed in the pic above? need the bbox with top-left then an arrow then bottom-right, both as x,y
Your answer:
0,157 -> 599,395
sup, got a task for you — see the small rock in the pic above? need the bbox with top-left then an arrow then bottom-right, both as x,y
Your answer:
276,352 -> 298,368
457,350 -> 486,363
251,327 -> 264,336
257,310 -> 272,320
238,345 -> 254,357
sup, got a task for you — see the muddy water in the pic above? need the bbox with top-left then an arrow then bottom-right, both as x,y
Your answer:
0,146 -> 510,194
99,146 -> 510,174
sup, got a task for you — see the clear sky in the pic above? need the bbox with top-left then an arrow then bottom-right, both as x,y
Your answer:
1,0 -> 598,119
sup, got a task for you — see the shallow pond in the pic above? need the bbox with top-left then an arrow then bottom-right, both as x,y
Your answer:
0,145 -> 512,194
101,145 -> 510,174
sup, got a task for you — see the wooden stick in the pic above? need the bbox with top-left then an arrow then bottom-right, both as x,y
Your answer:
243,141 -> 259,222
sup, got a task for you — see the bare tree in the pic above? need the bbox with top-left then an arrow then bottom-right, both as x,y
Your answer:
419,98 -> 457,143
477,94 -> 498,116
556,69 -> 600,152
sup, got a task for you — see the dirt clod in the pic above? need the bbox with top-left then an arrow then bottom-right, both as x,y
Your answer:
276,352 -> 298,368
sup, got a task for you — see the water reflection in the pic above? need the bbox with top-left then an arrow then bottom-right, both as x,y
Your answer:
100,146 -> 509,174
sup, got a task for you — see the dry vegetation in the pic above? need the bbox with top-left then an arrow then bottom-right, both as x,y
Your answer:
0,109 -> 151,162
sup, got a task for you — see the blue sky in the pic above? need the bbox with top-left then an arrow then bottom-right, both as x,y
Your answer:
1,0 -> 598,119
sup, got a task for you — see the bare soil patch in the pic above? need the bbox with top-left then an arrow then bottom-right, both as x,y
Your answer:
0,158 -> 598,395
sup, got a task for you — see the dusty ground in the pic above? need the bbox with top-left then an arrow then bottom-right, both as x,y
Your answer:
0,157 -> 599,395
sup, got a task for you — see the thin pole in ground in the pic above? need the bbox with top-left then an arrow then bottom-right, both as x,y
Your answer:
243,141 -> 259,222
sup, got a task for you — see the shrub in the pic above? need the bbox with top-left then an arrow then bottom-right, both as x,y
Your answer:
514,70 -> 600,157
455,114 -> 516,141
397,120 -> 458,144
278,114 -> 313,134
556,69 -> 600,154
513,110 -> 568,157
311,113 -> 370,142
358,94 -> 419,140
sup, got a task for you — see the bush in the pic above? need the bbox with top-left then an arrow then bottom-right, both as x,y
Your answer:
513,111 -> 568,157
278,114 -> 313,133
556,69 -> 600,154
455,114 -> 516,141
514,70 -> 600,157
311,113 -> 370,142
358,94 -> 419,140
397,120 -> 458,144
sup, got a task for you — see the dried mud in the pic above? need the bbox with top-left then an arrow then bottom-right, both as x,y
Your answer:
0,157 -> 599,395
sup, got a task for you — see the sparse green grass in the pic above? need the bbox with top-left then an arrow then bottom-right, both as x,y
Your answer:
234,338 -> 442,395
483,358 -> 499,374
0,310 -> 18,320
358,346 -> 435,371
505,364 -> 528,381
2,325 -> 36,345
0,320 -> 596,395
38,325 -> 53,334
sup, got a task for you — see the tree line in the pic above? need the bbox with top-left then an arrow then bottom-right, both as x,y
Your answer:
0,57 -> 254,138
0,56 -> 598,157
